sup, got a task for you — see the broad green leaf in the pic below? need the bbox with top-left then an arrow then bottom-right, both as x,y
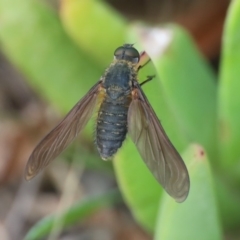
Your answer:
218,0 -> 240,181
0,0 -> 101,115
114,25 -> 217,232
24,189 -> 122,240
155,144 -> 222,240
60,0 -> 127,68
215,175 -> 240,230
140,25 -> 217,160
114,137 -> 162,232
114,60 -> 185,232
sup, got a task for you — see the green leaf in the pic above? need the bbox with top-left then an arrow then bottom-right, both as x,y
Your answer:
24,189 -> 122,240
0,0 -> 101,114
60,0 -> 127,68
218,0 -> 240,181
215,175 -> 240,230
140,25 -> 217,159
114,24 -> 217,232
114,60 -> 176,232
155,144 -> 223,240
114,137 -> 162,232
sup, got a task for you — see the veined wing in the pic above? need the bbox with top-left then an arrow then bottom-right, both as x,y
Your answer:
128,83 -> 190,202
25,82 -> 101,180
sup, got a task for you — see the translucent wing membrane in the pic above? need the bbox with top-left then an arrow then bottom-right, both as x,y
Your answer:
25,82 -> 101,180
128,84 -> 190,202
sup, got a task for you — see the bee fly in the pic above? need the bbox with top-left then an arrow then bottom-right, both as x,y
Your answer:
25,44 -> 190,202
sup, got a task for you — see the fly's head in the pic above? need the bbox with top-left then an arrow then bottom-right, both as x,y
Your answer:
114,44 -> 140,65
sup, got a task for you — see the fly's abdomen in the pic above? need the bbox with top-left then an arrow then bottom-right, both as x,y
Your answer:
96,98 -> 130,160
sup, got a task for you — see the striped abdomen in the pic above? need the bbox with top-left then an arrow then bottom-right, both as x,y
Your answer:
96,96 -> 131,160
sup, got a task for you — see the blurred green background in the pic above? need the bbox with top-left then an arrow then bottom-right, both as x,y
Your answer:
0,0 -> 240,240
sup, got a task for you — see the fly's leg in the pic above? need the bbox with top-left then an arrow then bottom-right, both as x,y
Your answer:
136,50 -> 155,86
137,51 -> 150,71
140,75 -> 155,86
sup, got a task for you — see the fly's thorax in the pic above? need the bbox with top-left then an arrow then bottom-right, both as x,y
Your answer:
102,60 -> 137,100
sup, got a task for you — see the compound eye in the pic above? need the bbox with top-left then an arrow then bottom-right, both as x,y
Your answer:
114,46 -> 125,59
124,47 -> 139,59
114,45 -> 140,63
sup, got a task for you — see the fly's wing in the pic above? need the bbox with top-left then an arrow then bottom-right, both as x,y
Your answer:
25,82 -> 101,180
128,84 -> 190,202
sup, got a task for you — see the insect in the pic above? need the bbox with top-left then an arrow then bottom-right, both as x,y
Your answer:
25,44 -> 190,202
